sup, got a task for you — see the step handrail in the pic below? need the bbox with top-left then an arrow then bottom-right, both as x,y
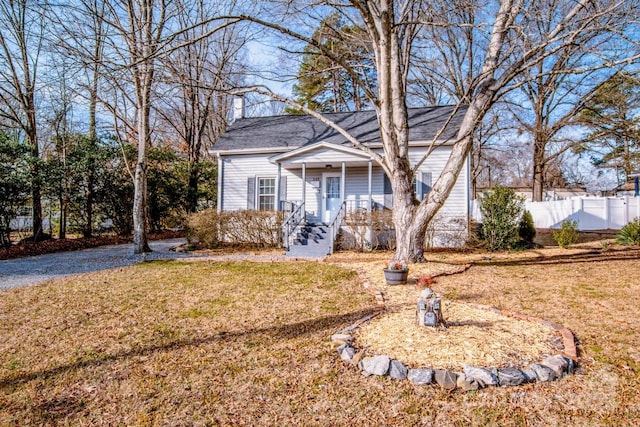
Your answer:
281,201 -> 305,250
327,201 -> 347,254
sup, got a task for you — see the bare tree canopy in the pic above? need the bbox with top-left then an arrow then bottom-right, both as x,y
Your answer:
0,0 -> 47,240
230,0 -> 640,260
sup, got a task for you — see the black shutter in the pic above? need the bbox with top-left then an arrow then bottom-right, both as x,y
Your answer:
279,176 -> 287,208
247,177 -> 255,210
421,172 -> 432,200
383,173 -> 393,209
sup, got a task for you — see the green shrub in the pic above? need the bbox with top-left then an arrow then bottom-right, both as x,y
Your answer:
553,220 -> 579,248
479,186 -> 525,251
518,210 -> 536,244
616,218 -> 640,245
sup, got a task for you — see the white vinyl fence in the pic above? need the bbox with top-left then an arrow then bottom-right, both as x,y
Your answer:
471,196 -> 640,230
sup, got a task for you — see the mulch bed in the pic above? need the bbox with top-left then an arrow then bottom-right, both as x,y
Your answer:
0,231 -> 185,261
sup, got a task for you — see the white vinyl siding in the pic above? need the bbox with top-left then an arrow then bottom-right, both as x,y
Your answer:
221,155 -> 280,210
409,146 -> 468,217
218,144 -> 469,246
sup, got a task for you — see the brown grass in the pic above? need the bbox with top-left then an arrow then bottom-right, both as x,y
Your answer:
1,244 -> 640,425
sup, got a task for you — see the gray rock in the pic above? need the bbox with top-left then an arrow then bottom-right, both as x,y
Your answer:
463,366 -> 499,387
331,333 -> 353,344
521,369 -> 537,382
407,369 -> 434,385
359,355 -> 391,376
389,360 -> 408,380
497,368 -> 527,387
541,355 -> 570,376
337,343 -> 356,363
530,363 -> 559,382
456,373 -> 480,391
434,369 -> 458,390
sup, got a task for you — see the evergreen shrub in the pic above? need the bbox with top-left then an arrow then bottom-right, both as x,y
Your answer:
479,186 -> 525,251
552,220 -> 579,248
616,218 -> 640,245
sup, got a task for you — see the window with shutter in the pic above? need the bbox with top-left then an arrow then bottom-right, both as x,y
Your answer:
383,173 -> 393,209
258,177 -> 276,210
247,177 -> 255,210
421,172 -> 432,199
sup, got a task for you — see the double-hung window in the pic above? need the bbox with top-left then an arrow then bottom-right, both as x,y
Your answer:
415,172 -> 433,201
257,177 -> 276,211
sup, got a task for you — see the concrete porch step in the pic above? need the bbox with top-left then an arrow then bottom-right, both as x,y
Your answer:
286,224 -> 333,258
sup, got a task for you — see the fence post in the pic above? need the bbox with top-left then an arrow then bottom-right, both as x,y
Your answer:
604,197 -> 609,229
624,196 -> 629,225
577,198 -> 583,227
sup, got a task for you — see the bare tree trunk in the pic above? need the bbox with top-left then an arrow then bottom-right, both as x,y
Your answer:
132,53 -> 154,254
85,48 -> 101,238
532,137 -> 545,202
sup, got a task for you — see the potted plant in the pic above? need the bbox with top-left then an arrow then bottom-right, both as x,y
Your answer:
383,260 -> 409,285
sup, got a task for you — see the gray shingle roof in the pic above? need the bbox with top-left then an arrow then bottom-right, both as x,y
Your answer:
214,105 -> 467,151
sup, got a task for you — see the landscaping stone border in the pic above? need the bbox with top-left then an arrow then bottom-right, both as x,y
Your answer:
332,263 -> 578,391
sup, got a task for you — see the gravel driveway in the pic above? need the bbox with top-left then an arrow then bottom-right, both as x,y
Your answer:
0,238 -> 192,290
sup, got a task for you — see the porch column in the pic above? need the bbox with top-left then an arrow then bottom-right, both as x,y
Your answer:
368,160 -> 372,214
302,162 -> 306,221
341,162 -> 346,202
276,163 -> 282,211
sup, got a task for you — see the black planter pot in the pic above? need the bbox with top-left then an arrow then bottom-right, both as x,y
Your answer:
383,268 -> 409,285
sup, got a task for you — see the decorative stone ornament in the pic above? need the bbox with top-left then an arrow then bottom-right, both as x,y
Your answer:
417,288 -> 446,328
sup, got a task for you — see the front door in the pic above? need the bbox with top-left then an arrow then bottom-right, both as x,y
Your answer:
322,172 -> 341,223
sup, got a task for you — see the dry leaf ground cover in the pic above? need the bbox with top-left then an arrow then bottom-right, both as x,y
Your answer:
1,245 -> 639,425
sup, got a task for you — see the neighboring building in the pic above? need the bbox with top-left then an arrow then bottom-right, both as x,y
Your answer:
616,170 -> 640,197
475,186 -> 588,202
212,100 -> 470,256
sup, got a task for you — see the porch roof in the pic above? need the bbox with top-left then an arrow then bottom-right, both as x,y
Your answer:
269,141 -> 373,168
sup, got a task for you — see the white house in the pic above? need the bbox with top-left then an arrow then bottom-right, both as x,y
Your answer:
212,101 -> 470,256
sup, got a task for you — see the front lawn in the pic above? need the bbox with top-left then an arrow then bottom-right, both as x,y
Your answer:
1,248 -> 639,425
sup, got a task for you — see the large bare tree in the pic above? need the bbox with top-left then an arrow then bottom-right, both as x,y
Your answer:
108,0 -> 171,253
156,0 -> 246,213
47,0 -> 109,237
507,0 -> 628,201
236,0 -> 639,261
0,0 -> 46,240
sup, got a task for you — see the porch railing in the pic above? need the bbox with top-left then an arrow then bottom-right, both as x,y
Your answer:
281,201 -> 305,251
328,201 -> 347,255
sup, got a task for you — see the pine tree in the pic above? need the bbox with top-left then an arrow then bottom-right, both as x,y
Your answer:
576,72 -> 640,183
286,13 -> 375,114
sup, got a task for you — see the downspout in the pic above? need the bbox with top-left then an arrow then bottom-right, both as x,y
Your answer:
368,160 -> 372,214
341,162 -> 346,202
216,154 -> 223,212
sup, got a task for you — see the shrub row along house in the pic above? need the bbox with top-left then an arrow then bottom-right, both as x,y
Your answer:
212,99 -> 470,257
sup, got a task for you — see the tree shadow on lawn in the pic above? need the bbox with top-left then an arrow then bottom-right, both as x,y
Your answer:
477,247 -> 640,267
0,307 -> 380,389
422,247 -> 640,269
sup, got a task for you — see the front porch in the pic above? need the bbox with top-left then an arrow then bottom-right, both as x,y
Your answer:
271,142 -> 387,257
272,142 -> 387,225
